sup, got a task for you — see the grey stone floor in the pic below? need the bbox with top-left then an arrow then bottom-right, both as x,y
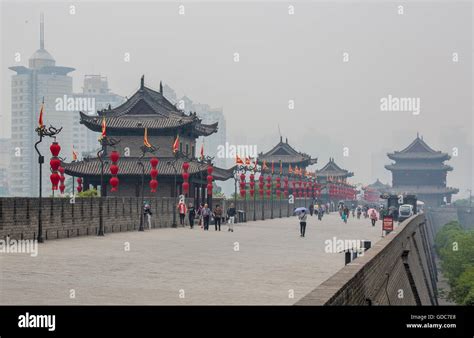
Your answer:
0,213 -> 383,305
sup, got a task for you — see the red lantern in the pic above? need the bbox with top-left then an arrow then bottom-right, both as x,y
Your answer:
110,151 -> 120,163
182,181 -> 189,194
207,175 -> 213,184
207,166 -> 213,175
50,142 -> 61,157
110,164 -> 119,176
50,172 -> 60,190
58,166 -> 65,175
77,185 -> 83,193
150,157 -> 159,168
150,168 -> 158,179
109,176 -> 119,192
50,158 -> 61,171
182,172 -> 189,181
150,179 -> 158,192
182,162 -> 190,171
207,183 -> 213,195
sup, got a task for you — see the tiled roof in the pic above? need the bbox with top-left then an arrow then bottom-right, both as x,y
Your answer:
64,157 -> 234,181
79,80 -> 218,136
385,163 -> 453,171
258,138 -> 317,165
388,136 -> 450,160
316,158 -> 353,178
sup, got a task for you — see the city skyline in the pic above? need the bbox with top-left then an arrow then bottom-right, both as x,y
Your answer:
0,1 -> 472,198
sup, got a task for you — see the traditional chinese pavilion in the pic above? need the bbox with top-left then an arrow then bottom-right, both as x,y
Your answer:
363,179 -> 391,203
315,158 -> 356,202
257,137 -> 317,174
385,135 -> 458,206
64,76 -> 233,200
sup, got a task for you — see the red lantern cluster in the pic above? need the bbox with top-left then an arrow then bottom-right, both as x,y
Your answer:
207,166 -> 213,196
58,166 -> 66,194
109,151 -> 120,192
77,177 -> 83,193
258,174 -> 264,197
50,141 -> 61,191
150,157 -> 159,193
249,173 -> 255,197
239,173 -> 246,198
265,175 -> 272,197
182,162 -> 190,195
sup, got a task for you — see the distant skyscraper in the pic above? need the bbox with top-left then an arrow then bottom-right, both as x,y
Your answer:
0,138 -> 11,196
9,14 -> 75,197
73,75 -> 124,158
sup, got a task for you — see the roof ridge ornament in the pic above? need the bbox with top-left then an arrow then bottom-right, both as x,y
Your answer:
140,75 -> 144,90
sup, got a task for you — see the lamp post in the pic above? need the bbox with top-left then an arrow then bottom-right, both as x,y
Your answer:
138,143 -> 157,231
34,124 -> 62,243
97,135 -> 120,236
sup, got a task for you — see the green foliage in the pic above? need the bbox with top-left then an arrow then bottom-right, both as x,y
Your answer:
435,221 -> 474,305
76,188 -> 98,197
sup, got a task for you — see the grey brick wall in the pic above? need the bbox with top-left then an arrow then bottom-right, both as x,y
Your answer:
0,196 -> 306,241
296,213 -> 439,306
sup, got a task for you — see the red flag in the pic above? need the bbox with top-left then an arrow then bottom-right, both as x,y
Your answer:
200,143 -> 204,159
101,117 -> 106,138
38,102 -> 45,128
143,127 -> 152,148
72,149 -> 78,161
236,155 -> 244,165
271,161 -> 275,174
172,134 -> 180,153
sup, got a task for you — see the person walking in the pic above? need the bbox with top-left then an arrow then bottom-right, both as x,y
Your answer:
227,203 -> 236,232
188,203 -> 196,229
343,206 -> 350,223
309,203 -> 314,216
298,210 -> 308,237
370,209 -> 378,226
177,201 -> 187,226
143,202 -> 152,229
201,203 -> 211,230
197,203 -> 204,228
213,204 -> 223,231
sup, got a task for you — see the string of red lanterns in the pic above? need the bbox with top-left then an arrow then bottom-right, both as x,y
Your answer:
58,166 -> 66,194
150,157 -> 159,193
182,162 -> 190,195
239,172 -> 246,198
207,165 -> 213,196
49,141 -> 61,191
265,174 -> 271,197
249,173 -> 255,197
76,177 -> 83,193
109,150 -> 120,192
258,174 -> 264,198
275,176 -> 281,198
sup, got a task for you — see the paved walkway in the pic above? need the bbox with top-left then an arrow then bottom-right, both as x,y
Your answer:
0,213 -> 383,305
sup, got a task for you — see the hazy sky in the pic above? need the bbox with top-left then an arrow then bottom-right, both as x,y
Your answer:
1,1 -> 472,197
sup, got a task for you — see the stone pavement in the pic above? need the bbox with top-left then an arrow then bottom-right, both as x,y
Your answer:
0,213 -> 383,305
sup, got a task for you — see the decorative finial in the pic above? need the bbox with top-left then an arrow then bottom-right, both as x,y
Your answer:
285,137 -> 288,144
160,81 -> 163,94
140,75 -> 144,90
280,135 -> 283,143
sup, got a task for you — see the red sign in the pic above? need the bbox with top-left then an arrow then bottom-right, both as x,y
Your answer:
383,216 -> 394,232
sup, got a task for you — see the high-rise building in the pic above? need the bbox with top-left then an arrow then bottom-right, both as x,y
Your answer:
9,14 -> 75,197
0,138 -> 11,196
72,75 -> 124,158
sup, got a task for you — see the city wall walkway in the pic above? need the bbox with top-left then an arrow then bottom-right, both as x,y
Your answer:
0,213 -> 382,305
